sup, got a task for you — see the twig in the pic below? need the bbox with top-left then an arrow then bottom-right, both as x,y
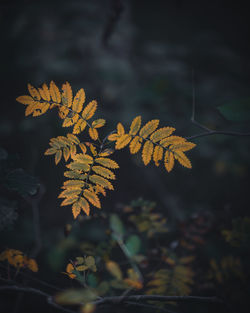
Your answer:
0,264 -> 62,291
93,294 -> 224,305
0,285 -> 76,313
0,278 -> 225,312
187,70 -> 250,140
102,0 -> 124,47
186,129 -> 250,141
116,237 -> 144,283
125,301 -> 180,313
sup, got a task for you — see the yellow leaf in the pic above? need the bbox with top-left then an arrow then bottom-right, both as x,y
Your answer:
108,133 -> 119,141
67,161 -> 90,172
25,104 -> 36,116
67,133 -> 80,145
79,143 -> 87,153
63,147 -> 71,161
129,136 -> 142,154
72,201 -> 81,219
50,81 -> 61,103
89,144 -> 97,156
174,151 -> 192,168
57,136 -> 69,147
98,149 -> 114,157
61,196 -> 78,206
76,265 -> 88,271
142,141 -> 154,165
164,150 -> 174,172
72,88 -> 85,113
106,261 -> 123,280
39,83 -> 50,101
82,303 -> 96,313
28,83 -> 40,100
85,256 -> 95,267
58,188 -> 81,199
95,185 -> 106,196
73,119 -> 87,134
78,197 -> 90,216
58,106 -> 69,119
62,117 -> 74,127
76,257 -> 84,264
89,128 -> 98,140
62,81 -> 73,107
27,259 -> 38,272
70,144 -> 77,157
92,166 -> 115,180
32,102 -> 50,117
62,180 -> 85,189
83,189 -> 101,208
124,278 -> 143,290
55,150 -> 62,165
82,100 -> 97,120
62,116 -> 78,127
129,116 -> 141,135
64,171 -> 87,180
16,95 -> 35,106
153,145 -> 163,166
117,123 -> 125,135
171,142 -> 196,152
89,175 -> 114,190
92,119 -> 106,128
95,157 -> 119,169
124,269 -> 143,289
66,263 -> 75,274
49,138 -> 61,149
72,153 -> 93,164
150,127 -> 175,142
44,148 -> 57,155
139,119 -> 159,138
115,134 -> 132,150
160,136 -> 186,147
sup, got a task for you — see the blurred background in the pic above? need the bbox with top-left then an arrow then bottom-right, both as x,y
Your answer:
0,0 -> 250,312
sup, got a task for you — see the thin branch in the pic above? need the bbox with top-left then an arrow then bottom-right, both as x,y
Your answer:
94,294 -> 224,305
116,237 -> 144,283
0,285 -> 76,313
0,264 -> 62,291
102,0 -> 124,47
186,128 -> 250,141
125,301 -> 180,313
187,71 -> 250,140
0,278 -> 225,312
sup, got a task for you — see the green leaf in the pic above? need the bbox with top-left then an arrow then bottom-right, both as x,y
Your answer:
218,99 -> 250,122
72,270 -> 86,284
125,235 -> 141,256
110,214 -> 125,239
87,273 -> 98,288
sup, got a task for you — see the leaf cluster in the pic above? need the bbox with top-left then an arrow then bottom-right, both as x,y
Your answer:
108,116 -> 196,172
0,248 -> 38,272
17,82 -> 196,218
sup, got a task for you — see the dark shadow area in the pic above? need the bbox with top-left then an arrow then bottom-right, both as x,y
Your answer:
0,1 -> 250,312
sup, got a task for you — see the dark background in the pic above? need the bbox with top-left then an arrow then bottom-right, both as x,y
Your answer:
0,0 -> 250,312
